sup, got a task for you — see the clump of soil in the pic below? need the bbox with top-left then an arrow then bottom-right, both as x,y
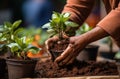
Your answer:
49,39 -> 69,61
35,59 -> 118,78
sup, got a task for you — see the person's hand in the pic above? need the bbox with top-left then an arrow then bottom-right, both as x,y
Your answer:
45,36 -> 58,51
45,35 -> 69,59
55,35 -> 88,66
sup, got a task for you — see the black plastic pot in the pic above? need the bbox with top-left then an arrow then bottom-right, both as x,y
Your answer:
115,61 -> 120,78
0,58 -> 6,78
76,45 -> 99,61
6,59 -> 37,79
99,52 -> 116,60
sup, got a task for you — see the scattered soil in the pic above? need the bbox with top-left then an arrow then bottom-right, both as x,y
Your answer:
35,59 -> 118,78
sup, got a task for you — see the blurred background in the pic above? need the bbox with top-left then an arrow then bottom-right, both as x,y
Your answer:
0,0 -> 66,27
0,0 -> 119,60
0,0 -> 99,27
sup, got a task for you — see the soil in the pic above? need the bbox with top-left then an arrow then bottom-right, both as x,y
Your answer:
35,59 -> 118,78
49,39 -> 69,61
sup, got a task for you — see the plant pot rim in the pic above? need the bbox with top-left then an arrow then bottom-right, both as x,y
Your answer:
85,45 -> 99,49
6,58 -> 38,64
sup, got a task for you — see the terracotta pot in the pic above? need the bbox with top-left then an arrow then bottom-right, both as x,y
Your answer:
77,45 -> 99,61
0,58 -> 6,78
6,59 -> 37,79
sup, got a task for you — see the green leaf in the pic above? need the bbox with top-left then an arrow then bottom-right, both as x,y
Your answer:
25,37 -> 33,45
47,29 -> 55,33
7,43 -> 20,52
14,28 -> 24,37
28,49 -> 39,54
27,45 -> 41,54
42,23 -> 51,29
0,25 -> 5,32
14,37 -> 23,47
63,12 -> 70,18
115,51 -> 120,59
65,21 -> 79,27
4,22 -> 12,28
17,52 -> 21,57
7,43 -> 19,48
12,20 -> 22,30
52,11 -> 60,19
52,18 -> 60,23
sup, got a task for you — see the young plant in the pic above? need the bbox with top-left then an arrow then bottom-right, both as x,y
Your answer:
75,23 -> 92,36
7,36 -> 41,60
0,20 -> 24,53
0,20 -> 41,60
42,11 -> 79,40
101,37 -> 113,53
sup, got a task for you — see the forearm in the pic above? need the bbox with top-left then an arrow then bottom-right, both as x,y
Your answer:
80,26 -> 109,44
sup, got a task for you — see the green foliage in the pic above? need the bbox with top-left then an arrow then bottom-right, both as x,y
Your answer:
7,36 -> 41,60
100,37 -> 113,53
115,50 -> 120,59
0,20 -> 41,60
0,20 -> 24,53
42,11 -> 79,39
0,20 -> 23,43
76,23 -> 92,36
23,27 -> 49,45
23,27 -> 42,37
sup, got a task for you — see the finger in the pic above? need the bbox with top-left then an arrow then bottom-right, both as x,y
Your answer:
55,45 -> 72,63
63,34 -> 69,38
45,36 -> 59,50
57,38 -> 69,45
59,48 -> 75,66
64,45 -> 82,65
66,57 -> 75,65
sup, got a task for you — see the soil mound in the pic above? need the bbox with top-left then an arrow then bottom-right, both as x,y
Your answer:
35,60 -> 118,78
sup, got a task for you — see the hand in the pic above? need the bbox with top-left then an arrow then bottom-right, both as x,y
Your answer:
55,35 -> 89,66
45,36 -> 58,51
45,35 -> 69,59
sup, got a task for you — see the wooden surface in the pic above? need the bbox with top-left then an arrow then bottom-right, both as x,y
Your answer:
20,75 -> 119,79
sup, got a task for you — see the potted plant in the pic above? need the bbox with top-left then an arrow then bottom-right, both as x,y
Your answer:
99,37 -> 116,60
42,11 -> 79,61
6,36 -> 41,79
0,20 -> 23,78
0,20 -> 41,79
75,23 -> 99,61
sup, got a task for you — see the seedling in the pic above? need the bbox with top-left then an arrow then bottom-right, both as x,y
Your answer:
42,11 -> 79,40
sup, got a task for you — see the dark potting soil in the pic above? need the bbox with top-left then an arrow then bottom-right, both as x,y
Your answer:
50,39 -> 69,52
49,39 -> 69,61
35,59 -> 118,78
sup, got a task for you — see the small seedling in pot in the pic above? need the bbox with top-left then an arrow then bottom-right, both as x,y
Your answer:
42,11 -> 79,40
42,11 -> 79,61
